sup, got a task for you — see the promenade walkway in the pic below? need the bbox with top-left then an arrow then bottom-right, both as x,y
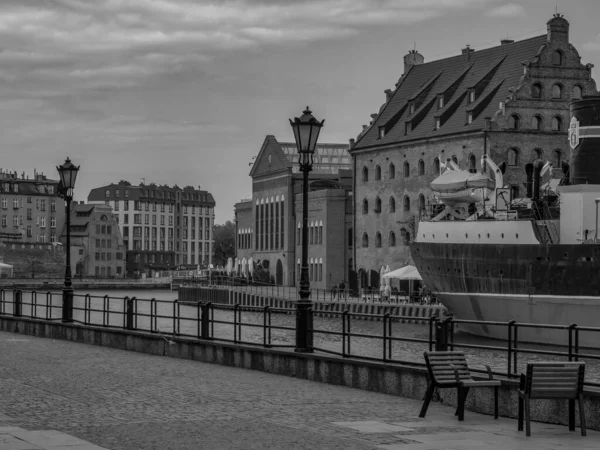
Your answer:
0,331 -> 598,449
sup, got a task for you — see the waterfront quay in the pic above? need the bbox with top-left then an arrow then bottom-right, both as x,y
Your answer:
1,330 -> 599,450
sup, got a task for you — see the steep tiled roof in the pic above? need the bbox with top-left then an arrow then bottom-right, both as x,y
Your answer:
353,35 -> 548,150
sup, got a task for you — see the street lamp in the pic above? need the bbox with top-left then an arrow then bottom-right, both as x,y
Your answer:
56,157 -> 80,323
289,106 -> 324,352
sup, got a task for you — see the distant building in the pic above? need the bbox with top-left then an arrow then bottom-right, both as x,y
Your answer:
67,202 -> 126,278
349,14 -> 598,289
88,182 -> 215,277
234,135 -> 353,290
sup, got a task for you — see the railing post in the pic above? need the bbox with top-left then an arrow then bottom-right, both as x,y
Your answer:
125,297 -> 134,330
568,323 -> 577,361
14,289 -> 22,317
200,302 -> 211,339
435,318 -> 449,351
508,320 -> 516,376
428,315 -> 438,351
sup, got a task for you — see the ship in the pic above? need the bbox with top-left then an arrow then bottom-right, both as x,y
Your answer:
410,96 -> 600,347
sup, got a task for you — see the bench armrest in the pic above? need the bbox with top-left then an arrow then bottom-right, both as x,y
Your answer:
519,373 -> 526,391
484,364 -> 494,380
449,363 -> 462,383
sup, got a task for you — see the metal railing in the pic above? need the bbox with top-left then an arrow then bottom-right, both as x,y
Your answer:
2,289 -> 600,387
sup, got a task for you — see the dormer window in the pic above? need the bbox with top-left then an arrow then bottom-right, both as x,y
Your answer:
409,102 -> 415,114
437,95 -> 444,109
467,113 -> 473,124
435,118 -> 440,130
468,90 -> 475,104
378,126 -> 385,139
405,122 -> 412,134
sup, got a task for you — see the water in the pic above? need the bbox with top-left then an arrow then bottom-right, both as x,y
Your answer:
3,288 -> 599,383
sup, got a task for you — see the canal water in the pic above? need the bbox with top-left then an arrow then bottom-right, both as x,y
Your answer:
4,288 -> 599,382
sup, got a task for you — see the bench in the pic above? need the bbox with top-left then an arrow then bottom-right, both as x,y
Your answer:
518,362 -> 586,436
420,351 -> 500,421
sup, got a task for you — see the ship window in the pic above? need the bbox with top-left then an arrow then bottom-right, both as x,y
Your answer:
531,115 -> 543,131
552,50 -> 564,66
501,233 -> 505,238
389,163 -> 395,179
375,165 -> 381,181
418,159 -> 425,176
508,148 -> 519,166
404,161 -> 410,177
468,154 -> 477,173
552,115 -> 563,131
389,196 -> 396,213
433,157 -> 440,176
487,233 -> 490,238
572,85 -> 582,100
508,114 -> 520,130
552,83 -> 563,99
465,234 -> 468,239
516,233 -> 519,239
531,83 -> 542,99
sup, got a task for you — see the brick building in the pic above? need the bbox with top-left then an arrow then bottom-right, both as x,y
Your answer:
234,135 -> 353,289
88,182 -> 215,277
349,14 -> 597,289
67,203 -> 126,278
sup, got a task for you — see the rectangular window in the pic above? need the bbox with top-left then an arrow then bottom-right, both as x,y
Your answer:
124,215 -> 129,224
26,208 -> 32,220
152,216 -> 156,225
26,225 -> 32,237
152,202 -> 156,212
114,201 -> 119,211
168,216 -> 173,226
13,198 -> 18,209
1,198 -> 6,209
124,201 -> 129,211
134,214 -> 141,224
161,216 -> 165,225
40,217 -> 46,228
50,199 -> 56,211
145,214 -> 149,224
40,199 -> 46,211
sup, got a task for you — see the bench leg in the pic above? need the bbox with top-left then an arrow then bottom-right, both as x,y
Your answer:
578,393 -> 586,437
518,396 -> 524,431
569,399 -> 575,431
525,398 -> 531,436
456,387 -> 469,421
494,386 -> 498,419
419,383 -> 435,418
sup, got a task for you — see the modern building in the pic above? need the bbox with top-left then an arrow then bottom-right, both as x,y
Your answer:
348,14 -> 598,289
67,202 -> 126,278
88,182 -> 215,277
234,135 -> 353,290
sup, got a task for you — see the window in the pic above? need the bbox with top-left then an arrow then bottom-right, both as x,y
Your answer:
362,233 -> 369,248
531,115 -> 542,131
50,216 -> 56,228
389,197 -> 396,213
552,50 -> 563,66
114,201 -> 119,211
124,201 -> 129,211
554,149 -> 563,167
452,156 -> 458,165
374,197 -> 381,213
389,232 -> 396,247
418,159 -> 425,176
552,84 -> 562,99
511,185 -> 520,200
508,114 -> 520,130
378,127 -> 385,139
348,228 -> 353,248
375,232 -> 382,248
468,90 -> 475,103
434,118 -> 441,130
362,199 -> 369,214
532,148 -> 542,160
438,95 -> 444,109
531,83 -> 542,99
375,165 -> 381,181
433,158 -> 440,176
105,189 -> 110,198
403,161 -> 410,177
419,194 -> 426,213
466,112 -> 473,124
362,166 -> 369,182
403,195 -> 410,212
508,148 -> 520,166
552,115 -> 563,131
572,85 -> 583,100
468,154 -> 477,173
12,198 -> 18,209
389,163 -> 395,179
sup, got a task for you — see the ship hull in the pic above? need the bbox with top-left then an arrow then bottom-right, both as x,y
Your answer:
410,242 -> 600,347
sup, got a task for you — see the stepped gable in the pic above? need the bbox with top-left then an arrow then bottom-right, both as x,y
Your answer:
353,35 -> 548,150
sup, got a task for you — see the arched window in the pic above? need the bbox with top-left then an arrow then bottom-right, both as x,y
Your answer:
531,115 -> 543,131
403,195 -> 410,211
389,196 -> 396,213
403,161 -> 410,177
508,114 -> 520,130
468,154 -> 476,173
362,233 -> 369,248
362,166 -> 369,182
552,50 -> 563,66
389,163 -> 395,179
375,232 -> 382,248
375,165 -> 381,181
572,85 -> 583,100
362,199 -> 369,214
552,84 -> 563,99
531,148 -> 542,160
348,228 -> 353,248
508,148 -> 519,166
418,194 -> 425,213
451,155 -> 458,165
433,157 -> 440,176
511,185 -> 520,200
554,149 -> 563,167
531,83 -> 542,99
418,159 -> 425,176
389,231 -> 396,247
552,115 -> 563,131
375,197 -> 382,213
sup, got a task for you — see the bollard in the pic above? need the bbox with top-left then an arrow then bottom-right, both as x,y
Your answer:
125,297 -> 134,330
435,321 -> 448,351
14,290 -> 22,317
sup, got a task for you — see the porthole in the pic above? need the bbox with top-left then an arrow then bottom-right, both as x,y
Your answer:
465,233 -> 468,239
446,233 -> 449,238
564,252 -> 568,259
487,233 -> 490,238
423,234 -> 426,238
433,234 -> 435,239
516,233 -> 519,239
501,233 -> 504,238
478,234 -> 481,239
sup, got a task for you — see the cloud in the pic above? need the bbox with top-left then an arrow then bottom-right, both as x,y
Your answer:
583,35 -> 600,51
485,3 -> 525,18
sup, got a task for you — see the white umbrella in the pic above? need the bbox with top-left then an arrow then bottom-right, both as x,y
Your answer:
241,258 -> 248,277
381,265 -> 422,281
248,257 -> 254,275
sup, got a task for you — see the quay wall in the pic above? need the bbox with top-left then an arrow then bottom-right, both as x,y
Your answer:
0,315 -> 597,431
178,286 -> 446,323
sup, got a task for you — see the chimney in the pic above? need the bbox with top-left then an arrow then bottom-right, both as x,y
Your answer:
403,49 -> 424,74
384,89 -> 393,101
362,125 -> 368,131
547,13 -> 569,43
500,39 -> 514,45
349,138 -> 355,149
462,45 -> 474,61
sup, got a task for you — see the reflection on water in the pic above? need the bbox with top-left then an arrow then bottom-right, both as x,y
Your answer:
3,288 -> 599,382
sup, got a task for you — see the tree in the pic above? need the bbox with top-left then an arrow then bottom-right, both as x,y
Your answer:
212,221 -> 236,266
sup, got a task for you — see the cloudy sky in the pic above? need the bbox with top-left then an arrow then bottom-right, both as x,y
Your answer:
2,0 -> 600,223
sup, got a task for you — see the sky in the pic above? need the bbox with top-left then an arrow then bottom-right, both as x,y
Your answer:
2,0 -> 600,224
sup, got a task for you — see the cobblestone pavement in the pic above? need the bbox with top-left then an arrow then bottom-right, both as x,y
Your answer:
1,331 -> 599,449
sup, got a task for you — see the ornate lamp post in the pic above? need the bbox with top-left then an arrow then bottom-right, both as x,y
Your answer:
56,157 -> 80,322
289,106 -> 324,352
